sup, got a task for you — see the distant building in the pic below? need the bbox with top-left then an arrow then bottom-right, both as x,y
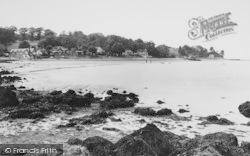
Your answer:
96,47 -> 105,55
10,48 -> 35,59
51,46 -> 68,57
137,49 -> 149,58
122,50 -> 134,57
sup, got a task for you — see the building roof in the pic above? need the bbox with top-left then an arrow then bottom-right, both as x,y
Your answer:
10,48 -> 34,53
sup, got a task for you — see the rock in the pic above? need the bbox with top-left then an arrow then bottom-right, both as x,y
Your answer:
202,132 -> 238,146
200,116 -> 234,125
82,136 -> 114,156
1,76 -> 21,83
64,89 -> 77,96
101,97 -> 134,109
7,85 -> 16,90
245,121 -> 250,126
19,86 -> 26,89
9,108 -> 45,119
22,96 -> 42,104
57,122 -> 77,128
156,108 -> 173,116
178,109 -> 189,113
241,141 -> 250,153
106,90 -> 113,95
206,115 -> 219,122
103,127 -> 120,132
239,101 -> 250,118
0,70 -> 13,75
101,91 -> 139,109
63,96 -> 92,107
67,137 -> 83,145
90,111 -> 114,118
134,107 -> 156,116
28,112 -> 45,119
216,118 -> 234,125
114,124 -> 173,156
49,90 -> 62,96
177,132 -> 242,155
109,117 -> 122,122
157,100 -> 165,104
69,111 -> 114,125
0,87 -> 19,108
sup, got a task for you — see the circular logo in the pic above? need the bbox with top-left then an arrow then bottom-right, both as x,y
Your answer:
4,148 -> 12,153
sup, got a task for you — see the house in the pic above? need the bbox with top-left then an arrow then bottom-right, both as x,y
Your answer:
122,50 -> 134,57
96,47 -> 105,55
51,46 -> 68,57
10,48 -> 35,59
137,49 -> 149,58
208,51 -> 223,59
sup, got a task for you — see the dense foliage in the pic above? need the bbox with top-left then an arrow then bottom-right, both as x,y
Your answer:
0,26 -> 223,58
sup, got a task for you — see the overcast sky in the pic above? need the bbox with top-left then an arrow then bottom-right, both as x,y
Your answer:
1,0 -> 249,59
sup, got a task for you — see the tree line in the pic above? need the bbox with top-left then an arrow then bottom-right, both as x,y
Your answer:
0,26 -> 223,58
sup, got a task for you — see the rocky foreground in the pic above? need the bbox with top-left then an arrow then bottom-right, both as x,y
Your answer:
1,68 -> 250,155
67,123 -> 250,156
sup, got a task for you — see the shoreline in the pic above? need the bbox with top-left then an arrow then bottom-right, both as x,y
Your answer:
1,60 -> 250,155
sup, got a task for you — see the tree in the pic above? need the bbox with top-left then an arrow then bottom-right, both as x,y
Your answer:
145,41 -> 159,57
18,41 -> 30,48
0,27 -> 16,46
88,33 -> 106,48
19,27 -> 28,40
88,46 -> 97,55
35,27 -> 44,40
28,27 -> 36,41
110,42 -> 125,56
44,29 -> 56,38
57,33 -> 77,50
156,44 -> 170,58
38,36 -> 60,48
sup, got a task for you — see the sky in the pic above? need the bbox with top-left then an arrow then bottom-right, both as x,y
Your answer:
0,0 -> 250,59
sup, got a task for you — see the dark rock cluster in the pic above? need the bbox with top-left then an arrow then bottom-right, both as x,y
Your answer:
100,90 -> 139,109
1,89 -> 98,119
199,115 -> 234,125
134,107 -> 173,116
67,123 -> 250,156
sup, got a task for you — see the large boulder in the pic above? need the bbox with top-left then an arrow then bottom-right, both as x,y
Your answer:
239,101 -> 250,118
100,91 -> 138,109
114,124 -> 173,156
156,108 -> 173,116
177,132 -> 242,155
82,136 -> 114,156
0,87 -> 19,108
134,107 -> 156,116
